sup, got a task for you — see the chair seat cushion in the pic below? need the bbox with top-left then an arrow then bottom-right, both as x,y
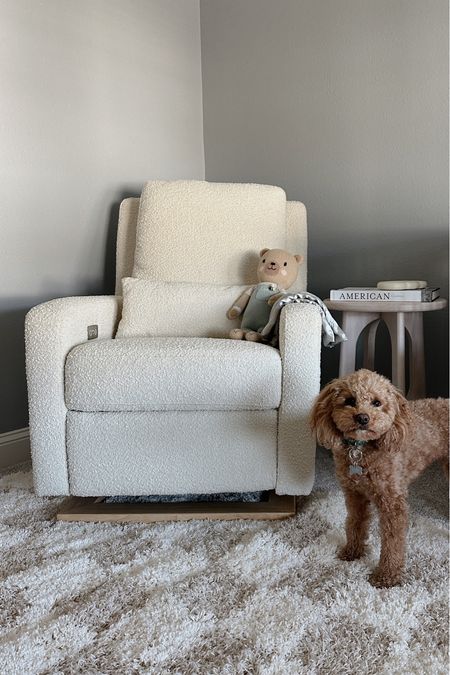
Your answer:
65,337 -> 282,412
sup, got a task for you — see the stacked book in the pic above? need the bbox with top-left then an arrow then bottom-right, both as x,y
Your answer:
329,280 -> 440,302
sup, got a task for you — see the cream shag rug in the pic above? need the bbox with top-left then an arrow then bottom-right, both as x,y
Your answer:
0,449 -> 448,675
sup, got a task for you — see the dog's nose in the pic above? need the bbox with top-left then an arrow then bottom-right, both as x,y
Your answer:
355,413 -> 370,426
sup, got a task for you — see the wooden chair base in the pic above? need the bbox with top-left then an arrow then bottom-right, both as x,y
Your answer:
56,491 -> 297,523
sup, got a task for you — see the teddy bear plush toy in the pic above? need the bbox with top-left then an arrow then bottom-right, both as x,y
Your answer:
226,248 -> 303,341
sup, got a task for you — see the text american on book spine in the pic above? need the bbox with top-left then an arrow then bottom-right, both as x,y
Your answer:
329,287 -> 440,302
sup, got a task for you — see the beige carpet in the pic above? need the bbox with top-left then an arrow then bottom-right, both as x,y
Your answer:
0,449 -> 448,674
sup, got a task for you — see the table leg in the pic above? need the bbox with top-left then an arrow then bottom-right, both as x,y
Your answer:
363,320 -> 380,370
339,312 -> 380,377
404,312 -> 426,399
382,312 -> 406,394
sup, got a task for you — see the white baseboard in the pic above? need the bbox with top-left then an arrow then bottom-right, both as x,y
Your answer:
0,427 -> 31,469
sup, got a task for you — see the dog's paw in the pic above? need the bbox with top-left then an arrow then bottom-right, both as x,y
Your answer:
368,567 -> 403,588
337,544 -> 365,561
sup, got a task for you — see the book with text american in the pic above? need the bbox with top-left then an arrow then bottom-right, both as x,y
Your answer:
329,287 -> 440,302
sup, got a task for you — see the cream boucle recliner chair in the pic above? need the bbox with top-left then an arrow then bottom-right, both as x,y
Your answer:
25,181 -> 321,499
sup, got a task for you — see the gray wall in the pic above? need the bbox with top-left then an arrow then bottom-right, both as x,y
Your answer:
201,0 -> 449,395
0,0 -> 204,434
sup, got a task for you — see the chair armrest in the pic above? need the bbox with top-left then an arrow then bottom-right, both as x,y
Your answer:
276,303 -> 322,495
25,295 -> 122,495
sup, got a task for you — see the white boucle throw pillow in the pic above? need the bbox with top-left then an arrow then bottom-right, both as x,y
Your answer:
116,278 -> 247,338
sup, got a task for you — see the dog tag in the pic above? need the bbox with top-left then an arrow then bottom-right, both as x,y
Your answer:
349,465 -> 363,476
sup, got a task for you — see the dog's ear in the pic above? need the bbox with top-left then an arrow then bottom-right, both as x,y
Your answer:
377,387 -> 411,452
310,379 -> 342,450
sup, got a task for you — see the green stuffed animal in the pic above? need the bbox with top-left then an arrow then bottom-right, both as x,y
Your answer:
226,248 -> 303,341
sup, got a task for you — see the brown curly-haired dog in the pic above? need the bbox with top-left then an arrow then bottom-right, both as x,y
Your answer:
310,369 -> 449,588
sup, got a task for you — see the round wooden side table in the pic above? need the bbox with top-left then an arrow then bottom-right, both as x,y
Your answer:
324,298 -> 447,398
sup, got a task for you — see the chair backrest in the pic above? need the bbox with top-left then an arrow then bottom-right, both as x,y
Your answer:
115,183 -> 307,294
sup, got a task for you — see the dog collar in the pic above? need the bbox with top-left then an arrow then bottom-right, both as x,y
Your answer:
342,438 -> 369,447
